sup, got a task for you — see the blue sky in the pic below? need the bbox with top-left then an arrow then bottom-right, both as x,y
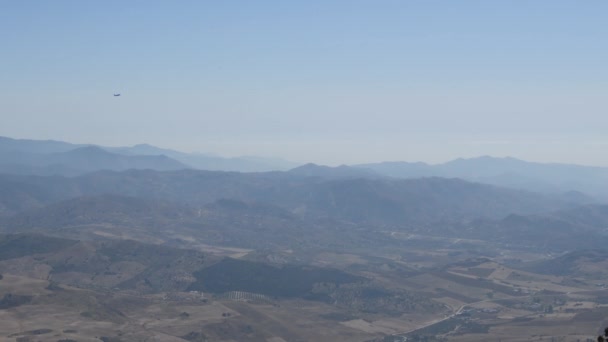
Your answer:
1,1 -> 607,165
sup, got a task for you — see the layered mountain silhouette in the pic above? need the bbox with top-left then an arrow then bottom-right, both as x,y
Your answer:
108,143 -> 298,172
2,189 -> 607,252
0,142 -> 187,176
0,169 -> 591,223
288,163 -> 381,179
0,136 -> 296,175
1,135 -> 606,254
3,136 -> 607,200
356,156 -> 608,199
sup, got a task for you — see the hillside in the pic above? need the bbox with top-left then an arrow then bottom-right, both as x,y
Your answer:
1,180 -> 603,255
0,170 -> 588,226
447,204 -> 608,250
0,195 -> 317,250
0,194 -> 193,231
523,249 -> 608,277
288,177 -> 582,225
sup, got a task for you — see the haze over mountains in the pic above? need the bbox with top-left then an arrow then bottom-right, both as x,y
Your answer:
0,136 -> 298,175
2,135 -> 608,341
2,136 -> 608,201
3,0 -> 607,339
0,168 -> 591,221
1,135 -> 606,250
357,157 -> 608,199
0,146 -> 605,252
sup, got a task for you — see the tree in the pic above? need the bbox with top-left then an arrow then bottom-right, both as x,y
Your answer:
596,326 -> 608,342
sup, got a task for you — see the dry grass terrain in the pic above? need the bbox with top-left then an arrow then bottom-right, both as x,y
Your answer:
2,237 -> 608,342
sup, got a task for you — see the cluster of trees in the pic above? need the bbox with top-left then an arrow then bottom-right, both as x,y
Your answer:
0,293 -> 32,309
598,327 -> 608,342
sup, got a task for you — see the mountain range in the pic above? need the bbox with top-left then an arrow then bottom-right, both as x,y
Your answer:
356,156 -> 608,199
2,137 -> 608,341
0,136 -> 297,175
0,135 -> 607,253
2,136 -> 607,201
1,169 -> 604,252
0,169 -> 588,222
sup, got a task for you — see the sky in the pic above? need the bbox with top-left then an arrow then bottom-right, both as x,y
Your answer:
1,1 -> 607,166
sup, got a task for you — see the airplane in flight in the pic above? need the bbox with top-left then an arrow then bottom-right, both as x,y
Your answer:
113,93 -> 121,97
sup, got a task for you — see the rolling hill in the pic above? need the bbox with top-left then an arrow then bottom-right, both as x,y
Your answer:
0,170 -> 589,225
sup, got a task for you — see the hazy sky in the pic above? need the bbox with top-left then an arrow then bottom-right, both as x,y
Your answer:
1,1 -> 607,165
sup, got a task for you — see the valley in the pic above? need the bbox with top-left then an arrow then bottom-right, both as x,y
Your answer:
2,226 -> 608,341
3,1 -> 607,340
1,139 -> 608,341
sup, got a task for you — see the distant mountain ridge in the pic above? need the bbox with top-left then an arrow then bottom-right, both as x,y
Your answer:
356,156 -> 608,199
0,136 -> 82,154
0,143 -> 188,176
288,163 -> 381,179
0,136 -> 297,174
106,143 -> 298,172
2,136 -> 607,200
